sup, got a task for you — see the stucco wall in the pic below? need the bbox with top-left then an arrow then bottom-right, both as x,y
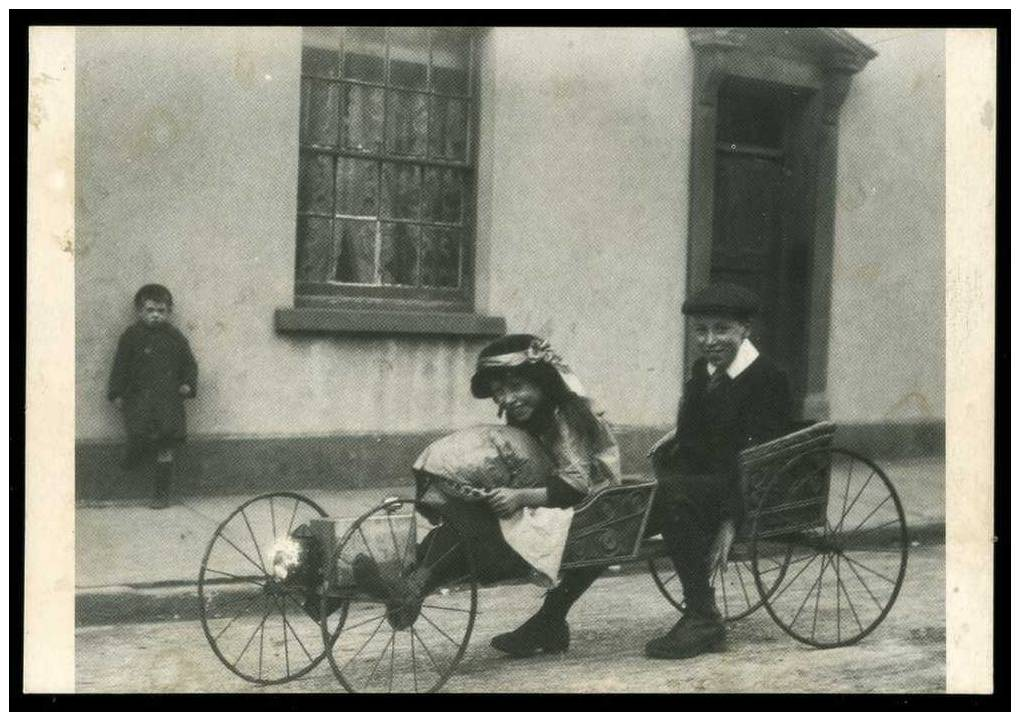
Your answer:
477,28 -> 694,426
75,27 -> 693,442
828,28 -> 946,424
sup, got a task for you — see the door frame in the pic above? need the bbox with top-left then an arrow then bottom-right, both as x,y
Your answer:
683,28 -> 876,419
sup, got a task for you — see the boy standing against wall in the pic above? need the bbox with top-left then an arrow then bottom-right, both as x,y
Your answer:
108,284 -> 198,509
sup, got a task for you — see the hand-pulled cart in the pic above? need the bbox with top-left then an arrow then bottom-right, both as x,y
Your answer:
198,422 -> 908,692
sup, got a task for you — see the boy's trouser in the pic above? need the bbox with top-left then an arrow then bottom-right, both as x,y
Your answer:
649,477 -> 727,616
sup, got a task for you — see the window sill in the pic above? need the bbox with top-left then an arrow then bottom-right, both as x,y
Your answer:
275,307 -> 507,338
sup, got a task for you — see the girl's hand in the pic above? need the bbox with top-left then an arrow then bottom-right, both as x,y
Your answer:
178,384 -> 192,397
113,397 -> 124,410
484,488 -> 522,518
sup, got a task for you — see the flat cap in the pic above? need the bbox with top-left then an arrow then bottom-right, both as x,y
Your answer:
682,282 -> 760,319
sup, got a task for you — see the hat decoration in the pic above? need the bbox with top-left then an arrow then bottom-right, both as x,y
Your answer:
474,337 -> 588,399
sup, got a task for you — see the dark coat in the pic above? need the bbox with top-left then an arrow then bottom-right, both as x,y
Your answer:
652,354 -> 791,525
107,321 -> 198,463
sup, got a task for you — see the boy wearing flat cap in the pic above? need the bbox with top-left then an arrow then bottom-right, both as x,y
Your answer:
645,281 -> 792,659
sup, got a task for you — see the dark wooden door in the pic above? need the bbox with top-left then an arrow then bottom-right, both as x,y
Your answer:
708,78 -> 812,407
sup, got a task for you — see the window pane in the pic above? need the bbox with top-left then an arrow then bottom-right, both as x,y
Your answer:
429,96 -> 468,161
431,29 -> 470,95
421,227 -> 461,288
335,220 -> 377,283
343,27 -> 385,82
343,85 -> 384,153
386,91 -> 428,156
336,158 -> 378,217
295,216 -> 335,282
380,222 -> 419,286
297,152 -> 335,214
388,27 -> 428,90
300,78 -> 340,147
424,167 -> 464,224
381,163 -> 421,219
301,44 -> 340,78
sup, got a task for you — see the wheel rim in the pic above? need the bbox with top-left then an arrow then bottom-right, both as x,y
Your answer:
751,449 -> 909,648
647,540 -> 783,622
198,492 -> 337,684
321,499 -> 478,693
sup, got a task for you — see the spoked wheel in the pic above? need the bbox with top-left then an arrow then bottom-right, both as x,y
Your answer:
198,492 -> 340,684
648,539 -> 792,622
751,449 -> 909,648
320,498 -> 478,693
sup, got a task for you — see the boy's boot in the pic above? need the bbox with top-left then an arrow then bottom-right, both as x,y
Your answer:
644,589 -> 726,659
151,461 -> 172,509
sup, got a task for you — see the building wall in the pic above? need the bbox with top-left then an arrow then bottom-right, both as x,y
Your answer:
476,28 -> 693,426
828,28 -> 946,426
75,27 -> 943,497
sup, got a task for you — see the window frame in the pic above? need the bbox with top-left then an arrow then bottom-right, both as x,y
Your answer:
293,26 -> 482,312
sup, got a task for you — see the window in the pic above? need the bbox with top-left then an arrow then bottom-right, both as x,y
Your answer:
295,27 -> 477,309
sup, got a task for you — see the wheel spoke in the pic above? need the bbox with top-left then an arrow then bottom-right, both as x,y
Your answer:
839,551 -> 898,585
388,627 -> 397,693
834,471 -> 874,533
217,531 -> 269,577
286,498 -> 300,536
789,556 -> 826,630
241,509 -> 266,572
418,610 -> 462,648
836,565 -> 865,634
411,625 -> 444,677
280,599 -> 290,677
840,554 -> 888,611
769,551 -> 820,604
339,615 -> 388,673
258,605 -> 266,679
203,568 -> 265,586
424,541 -> 461,574
839,458 -> 855,523
386,513 -> 406,570
363,630 -> 395,689
810,554 -> 831,638
233,602 -> 272,667
341,611 -> 388,633
269,496 -> 277,539
845,496 -> 893,536
213,590 -> 266,641
421,603 -> 473,614
836,555 -> 841,642
358,526 -> 378,562
734,561 -> 753,609
719,564 -> 729,618
277,597 -> 315,663
409,628 -> 418,692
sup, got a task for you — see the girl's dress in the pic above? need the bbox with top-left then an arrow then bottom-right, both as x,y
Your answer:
413,402 -> 621,584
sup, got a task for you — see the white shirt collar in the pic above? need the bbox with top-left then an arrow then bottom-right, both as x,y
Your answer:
706,339 -> 760,380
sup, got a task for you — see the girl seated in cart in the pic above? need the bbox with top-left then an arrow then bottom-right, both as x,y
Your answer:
350,333 -> 621,656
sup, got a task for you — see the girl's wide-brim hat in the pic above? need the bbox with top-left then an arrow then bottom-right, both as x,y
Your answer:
470,334 -> 587,400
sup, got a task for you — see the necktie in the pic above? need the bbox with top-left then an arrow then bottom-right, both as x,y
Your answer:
707,369 -> 729,393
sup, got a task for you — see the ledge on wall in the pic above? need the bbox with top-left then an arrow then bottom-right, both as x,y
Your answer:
275,307 -> 507,338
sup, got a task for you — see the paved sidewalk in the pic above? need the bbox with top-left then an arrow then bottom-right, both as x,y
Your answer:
76,457 -> 944,625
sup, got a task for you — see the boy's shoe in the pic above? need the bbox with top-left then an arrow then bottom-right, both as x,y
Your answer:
644,611 -> 726,659
490,612 -> 570,657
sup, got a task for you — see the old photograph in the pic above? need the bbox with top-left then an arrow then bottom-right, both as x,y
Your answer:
22,23 -> 997,694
